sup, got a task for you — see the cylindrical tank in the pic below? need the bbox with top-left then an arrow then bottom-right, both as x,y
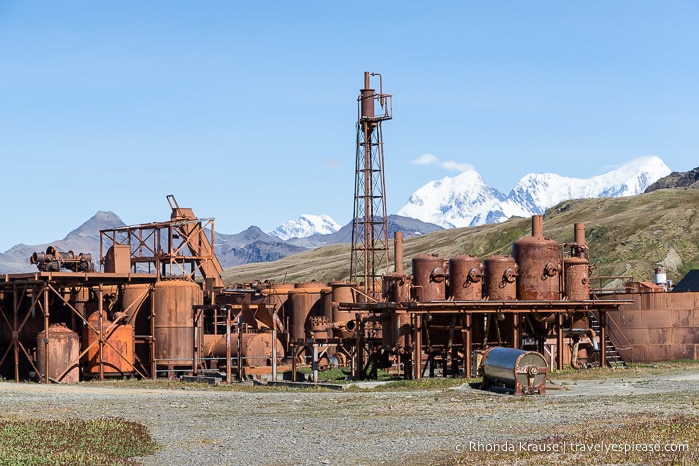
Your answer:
564,256 -> 590,300
83,311 -> 134,375
382,273 -> 411,303
288,282 -> 323,341
153,280 -> 203,368
121,284 -> 151,326
655,267 -> 667,287
412,254 -> 446,301
36,323 -> 80,383
512,216 -> 560,300
203,332 -> 284,367
484,255 -> 518,300
448,255 -> 484,300
331,280 -> 357,338
480,346 -> 547,395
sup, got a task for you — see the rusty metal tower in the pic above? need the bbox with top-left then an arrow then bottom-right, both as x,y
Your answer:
350,72 -> 392,296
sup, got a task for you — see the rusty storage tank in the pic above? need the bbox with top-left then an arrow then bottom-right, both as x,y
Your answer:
484,255 -> 518,300
330,280 -> 357,338
153,280 -> 203,369
512,215 -> 560,300
412,254 -> 447,301
449,255 -> 484,300
121,284 -> 151,326
36,323 -> 80,383
479,346 -> 547,395
564,223 -> 590,300
203,333 -> 284,367
83,311 -> 134,376
288,282 -> 324,341
381,273 -> 412,348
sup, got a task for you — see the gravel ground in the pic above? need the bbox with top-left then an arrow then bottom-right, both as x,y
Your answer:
1,371 -> 698,465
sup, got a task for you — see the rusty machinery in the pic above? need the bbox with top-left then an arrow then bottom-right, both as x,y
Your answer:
338,214 -> 632,383
0,196 -> 286,384
350,71 -> 392,298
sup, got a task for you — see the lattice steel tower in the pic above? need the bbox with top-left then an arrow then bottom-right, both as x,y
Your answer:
350,72 -> 392,296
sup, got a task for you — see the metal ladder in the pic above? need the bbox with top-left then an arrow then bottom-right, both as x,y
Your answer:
588,312 -> 627,368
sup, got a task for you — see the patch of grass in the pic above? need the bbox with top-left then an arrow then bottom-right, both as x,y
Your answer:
0,417 -> 159,465
428,414 -> 699,465
550,360 -> 699,381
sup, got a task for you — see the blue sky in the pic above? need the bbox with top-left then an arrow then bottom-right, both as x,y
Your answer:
1,1 -> 698,252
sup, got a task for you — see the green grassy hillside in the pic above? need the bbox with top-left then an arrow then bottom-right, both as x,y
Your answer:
221,188 -> 699,286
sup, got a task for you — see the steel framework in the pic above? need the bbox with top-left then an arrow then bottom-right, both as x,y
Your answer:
350,72 -> 392,297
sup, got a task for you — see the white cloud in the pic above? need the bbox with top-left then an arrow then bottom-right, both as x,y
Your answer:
411,153 -> 474,173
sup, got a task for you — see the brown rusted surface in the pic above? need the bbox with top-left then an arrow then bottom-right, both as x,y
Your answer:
564,257 -> 590,300
484,255 -> 518,300
36,323 -> 80,383
83,311 -> 134,375
601,291 -> 699,362
449,254 -> 484,300
153,280 -> 203,367
330,280 -> 357,338
412,254 -> 446,301
512,215 -> 560,300
288,283 -> 323,341
203,332 -> 284,367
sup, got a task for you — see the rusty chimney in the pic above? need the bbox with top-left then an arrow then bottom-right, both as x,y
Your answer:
531,215 -> 544,239
394,231 -> 403,274
574,223 -> 586,245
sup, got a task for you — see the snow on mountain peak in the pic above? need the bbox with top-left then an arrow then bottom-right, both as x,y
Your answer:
268,214 -> 341,240
398,155 -> 672,228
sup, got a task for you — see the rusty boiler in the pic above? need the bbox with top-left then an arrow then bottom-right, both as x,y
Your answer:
152,280 -> 203,369
564,223 -> 590,301
288,282 -> 324,341
448,254 -> 484,300
83,311 -> 135,376
330,280 -> 358,338
512,215 -> 560,300
36,323 -> 80,383
412,254 -> 447,301
484,255 -> 518,300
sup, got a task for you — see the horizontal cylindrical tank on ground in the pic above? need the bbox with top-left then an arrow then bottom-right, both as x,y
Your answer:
480,346 -> 547,395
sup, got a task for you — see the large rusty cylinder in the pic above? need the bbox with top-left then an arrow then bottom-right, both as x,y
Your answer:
152,280 -> 203,366
564,256 -> 590,300
448,254 -> 484,300
512,216 -> 561,300
480,346 -> 548,395
484,255 -> 518,300
412,254 -> 446,301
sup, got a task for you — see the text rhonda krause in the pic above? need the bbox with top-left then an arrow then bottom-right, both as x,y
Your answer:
455,440 -> 690,454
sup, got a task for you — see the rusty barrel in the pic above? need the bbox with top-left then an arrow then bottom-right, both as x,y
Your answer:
36,323 -> 80,383
564,256 -> 590,300
331,280 -> 357,338
449,254 -> 484,300
412,254 -> 446,301
153,280 -> 203,368
288,282 -> 324,341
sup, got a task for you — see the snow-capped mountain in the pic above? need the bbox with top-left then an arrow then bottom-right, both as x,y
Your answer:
398,155 -> 672,228
268,214 -> 342,241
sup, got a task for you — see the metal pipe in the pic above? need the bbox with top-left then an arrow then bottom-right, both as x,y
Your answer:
394,232 -> 403,274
